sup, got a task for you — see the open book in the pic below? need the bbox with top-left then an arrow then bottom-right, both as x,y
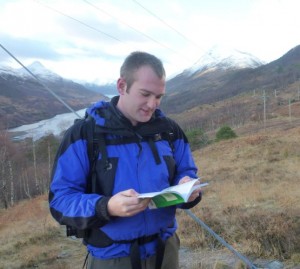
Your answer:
138,179 -> 208,209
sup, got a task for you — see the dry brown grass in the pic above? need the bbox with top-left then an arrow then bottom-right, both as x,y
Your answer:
177,124 -> 300,267
0,195 -> 86,269
1,124 -> 299,268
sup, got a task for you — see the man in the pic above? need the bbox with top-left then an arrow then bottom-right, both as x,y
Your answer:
49,51 -> 202,269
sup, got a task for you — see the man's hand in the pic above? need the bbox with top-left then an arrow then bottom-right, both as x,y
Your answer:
178,176 -> 201,203
107,189 -> 151,217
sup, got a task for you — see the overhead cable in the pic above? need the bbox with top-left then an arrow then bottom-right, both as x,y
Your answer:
35,0 -> 124,43
132,0 -> 201,49
37,0 -> 190,62
132,0 -> 219,64
83,0 -> 191,62
0,43 -> 82,119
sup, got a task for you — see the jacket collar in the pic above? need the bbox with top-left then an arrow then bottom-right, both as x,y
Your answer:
108,96 -> 158,129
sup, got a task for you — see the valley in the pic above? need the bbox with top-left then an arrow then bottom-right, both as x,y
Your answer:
0,44 -> 300,269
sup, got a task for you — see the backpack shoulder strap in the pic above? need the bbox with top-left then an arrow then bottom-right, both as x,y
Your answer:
85,115 -> 176,189
82,116 -> 108,193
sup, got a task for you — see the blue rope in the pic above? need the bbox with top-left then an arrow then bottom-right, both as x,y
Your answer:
185,209 -> 258,269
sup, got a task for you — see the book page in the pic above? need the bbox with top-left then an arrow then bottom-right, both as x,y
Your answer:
138,178 -> 199,199
138,179 -> 208,208
148,182 -> 208,209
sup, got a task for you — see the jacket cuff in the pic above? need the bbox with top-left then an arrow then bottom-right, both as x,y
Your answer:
179,193 -> 202,209
95,197 -> 111,222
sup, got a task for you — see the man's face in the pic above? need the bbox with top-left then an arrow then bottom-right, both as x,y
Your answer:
117,65 -> 165,126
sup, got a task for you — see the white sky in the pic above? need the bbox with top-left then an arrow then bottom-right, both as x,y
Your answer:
0,0 -> 300,84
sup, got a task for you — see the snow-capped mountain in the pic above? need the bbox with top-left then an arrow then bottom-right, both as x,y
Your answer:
83,82 -> 117,96
17,61 -> 62,80
0,61 -> 107,129
189,45 -> 264,74
0,61 -> 61,80
0,65 -> 20,76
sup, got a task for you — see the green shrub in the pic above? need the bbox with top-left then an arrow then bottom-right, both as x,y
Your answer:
215,125 -> 237,142
185,127 -> 210,150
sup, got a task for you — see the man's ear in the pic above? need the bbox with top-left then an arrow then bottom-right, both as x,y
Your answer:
117,78 -> 127,95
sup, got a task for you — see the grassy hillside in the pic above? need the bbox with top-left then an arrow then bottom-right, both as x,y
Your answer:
0,195 -> 86,269
177,123 -> 300,268
0,124 -> 299,269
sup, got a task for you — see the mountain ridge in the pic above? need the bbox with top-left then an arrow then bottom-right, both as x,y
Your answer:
1,45 -> 300,130
0,62 -> 108,129
162,44 -> 300,115
188,45 -> 264,74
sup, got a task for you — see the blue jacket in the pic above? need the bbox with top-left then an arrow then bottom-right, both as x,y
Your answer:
49,96 -> 199,260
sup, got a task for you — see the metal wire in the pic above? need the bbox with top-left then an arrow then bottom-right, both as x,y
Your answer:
1,42 -> 258,269
0,43 -> 82,119
185,209 -> 258,269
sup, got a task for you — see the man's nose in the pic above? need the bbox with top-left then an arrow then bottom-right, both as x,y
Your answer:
147,96 -> 159,109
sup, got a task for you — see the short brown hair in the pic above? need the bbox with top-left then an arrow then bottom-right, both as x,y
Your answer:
120,51 -> 166,90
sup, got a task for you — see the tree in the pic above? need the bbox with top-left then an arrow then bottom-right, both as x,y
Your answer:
35,134 -> 60,193
0,131 -> 60,209
0,130 -> 17,208
215,125 -> 237,142
185,127 -> 210,150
